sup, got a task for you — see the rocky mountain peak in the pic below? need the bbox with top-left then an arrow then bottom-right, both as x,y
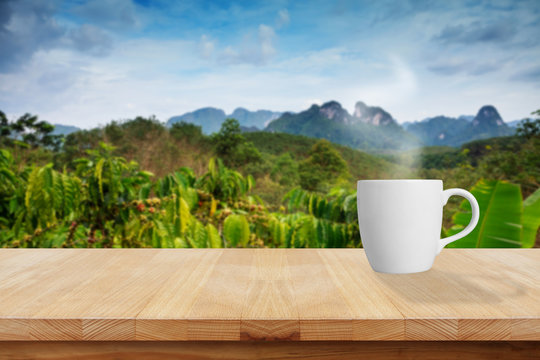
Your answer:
231,107 -> 249,117
353,101 -> 396,126
319,101 -> 352,124
473,105 -> 504,127
353,101 -> 369,118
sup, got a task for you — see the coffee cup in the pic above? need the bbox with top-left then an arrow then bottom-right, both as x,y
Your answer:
357,180 -> 479,274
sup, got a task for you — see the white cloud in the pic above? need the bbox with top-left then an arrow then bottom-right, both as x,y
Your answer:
199,34 -> 214,59
276,9 -> 290,28
3,37 -> 538,129
66,24 -> 113,56
2,0 -> 539,129
218,24 -> 276,65
258,24 -> 275,60
0,0 -> 116,72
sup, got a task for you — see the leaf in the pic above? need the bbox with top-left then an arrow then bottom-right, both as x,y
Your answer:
291,215 -> 315,248
209,197 -> 218,217
174,237 -> 188,248
223,214 -> 250,247
175,196 -> 191,234
206,223 -> 222,248
187,220 -> 208,248
25,167 -> 39,208
183,187 -> 199,210
522,188 -> 540,248
448,179 -> 522,248
95,158 -> 105,201
139,183 -> 152,200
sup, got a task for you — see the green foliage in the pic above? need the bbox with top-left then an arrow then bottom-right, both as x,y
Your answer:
1,108 -> 538,249
420,147 -> 468,169
516,110 -> 540,138
475,137 -> 540,197
197,157 -> 254,203
170,121 -> 205,144
282,187 -> 360,248
223,214 -> 250,247
299,140 -> 350,191
0,111 -> 63,151
522,188 -> 540,248
447,179 -> 537,248
206,223 -> 222,248
212,118 -> 244,161
212,118 -> 262,167
271,152 -> 299,186
245,131 -> 399,183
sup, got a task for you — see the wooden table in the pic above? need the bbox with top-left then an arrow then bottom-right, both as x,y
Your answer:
0,249 -> 538,359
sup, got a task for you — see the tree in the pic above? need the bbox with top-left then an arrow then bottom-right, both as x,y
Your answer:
271,152 -> 299,186
0,111 -> 63,151
298,139 -> 350,191
170,121 -> 204,144
212,118 -> 261,167
516,110 -> 540,139
213,118 -> 244,159
0,111 -> 11,138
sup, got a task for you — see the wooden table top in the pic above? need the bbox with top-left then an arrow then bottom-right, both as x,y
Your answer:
0,249 -> 538,341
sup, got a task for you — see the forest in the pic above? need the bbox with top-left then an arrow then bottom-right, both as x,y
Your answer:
1,110 -> 539,249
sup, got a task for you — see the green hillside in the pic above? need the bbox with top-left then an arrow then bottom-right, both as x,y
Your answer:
244,131 -> 408,181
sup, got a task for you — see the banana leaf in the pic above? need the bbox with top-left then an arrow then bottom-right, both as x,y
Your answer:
522,188 -> 540,248
447,179 -> 522,248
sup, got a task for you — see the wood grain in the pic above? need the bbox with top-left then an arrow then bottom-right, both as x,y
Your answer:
0,249 -> 538,341
0,341 -> 538,360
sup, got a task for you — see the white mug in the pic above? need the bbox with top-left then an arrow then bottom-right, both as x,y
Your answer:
357,180 -> 479,274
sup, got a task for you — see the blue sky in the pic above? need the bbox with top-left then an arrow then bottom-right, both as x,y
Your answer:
0,0 -> 539,128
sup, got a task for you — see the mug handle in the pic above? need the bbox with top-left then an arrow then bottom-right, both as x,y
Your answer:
437,188 -> 480,254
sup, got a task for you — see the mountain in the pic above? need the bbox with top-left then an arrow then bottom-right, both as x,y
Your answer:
318,100 -> 352,123
265,101 -> 420,151
353,101 -> 396,126
406,116 -> 470,146
458,115 -> 475,122
229,108 -> 281,128
168,102 -> 516,149
406,105 -> 515,147
52,124 -> 80,136
167,107 -> 282,134
239,125 -> 260,133
506,119 -> 523,128
167,107 -> 226,134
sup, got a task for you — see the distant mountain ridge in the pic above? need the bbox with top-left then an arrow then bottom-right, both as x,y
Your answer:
45,102 -> 517,151
164,101 -> 515,150
406,105 -> 515,147
167,107 -> 281,134
265,101 -> 418,151
52,124 -> 80,136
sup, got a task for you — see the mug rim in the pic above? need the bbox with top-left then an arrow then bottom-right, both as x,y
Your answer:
357,179 -> 442,183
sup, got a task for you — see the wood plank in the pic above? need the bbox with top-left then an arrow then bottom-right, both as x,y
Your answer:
0,341 -> 538,360
240,249 -> 299,340
286,250 -> 353,340
27,249 -> 180,340
319,249 -> 405,340
185,249 -> 254,340
0,249 -> 538,341
136,249 -> 222,340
